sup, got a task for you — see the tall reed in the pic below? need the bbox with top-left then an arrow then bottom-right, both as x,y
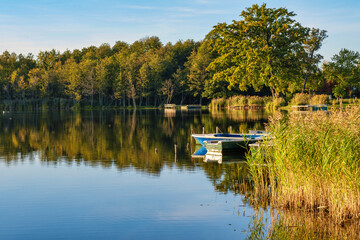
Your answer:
310,94 -> 330,105
209,98 -> 227,109
247,107 -> 360,223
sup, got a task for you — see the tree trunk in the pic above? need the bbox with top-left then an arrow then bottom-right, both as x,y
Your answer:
91,94 -> 93,108
270,88 -> 276,98
99,92 -> 103,107
132,96 -> 137,109
302,70 -> 310,93
123,92 -> 126,108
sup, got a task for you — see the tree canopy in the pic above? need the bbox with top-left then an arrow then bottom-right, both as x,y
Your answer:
0,4 -> 359,108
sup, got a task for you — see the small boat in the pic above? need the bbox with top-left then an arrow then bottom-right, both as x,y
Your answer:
192,131 -> 268,146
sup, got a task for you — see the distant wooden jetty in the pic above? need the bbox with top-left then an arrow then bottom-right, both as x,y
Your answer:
164,104 -> 176,109
291,105 -> 328,112
230,105 -> 264,110
180,105 -> 202,110
164,104 -> 203,110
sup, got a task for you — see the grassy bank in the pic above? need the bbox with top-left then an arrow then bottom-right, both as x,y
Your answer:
247,107 -> 360,223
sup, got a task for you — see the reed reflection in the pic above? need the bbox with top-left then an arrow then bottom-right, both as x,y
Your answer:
246,209 -> 360,239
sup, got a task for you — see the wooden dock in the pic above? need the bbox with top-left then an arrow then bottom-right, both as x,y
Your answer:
291,105 -> 328,112
164,104 -> 176,109
230,105 -> 264,110
181,105 -> 202,110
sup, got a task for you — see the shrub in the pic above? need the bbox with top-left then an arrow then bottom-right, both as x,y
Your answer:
248,96 -> 264,106
290,93 -> 312,106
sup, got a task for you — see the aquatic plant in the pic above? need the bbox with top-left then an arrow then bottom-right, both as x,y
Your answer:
209,98 -> 227,109
247,107 -> 360,223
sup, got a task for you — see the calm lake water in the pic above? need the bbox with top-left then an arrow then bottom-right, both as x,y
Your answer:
2,109 -> 354,239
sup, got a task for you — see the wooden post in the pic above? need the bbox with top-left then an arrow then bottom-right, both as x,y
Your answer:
190,128 -> 194,145
174,144 -> 177,162
202,127 -> 205,134
229,126 -> 232,134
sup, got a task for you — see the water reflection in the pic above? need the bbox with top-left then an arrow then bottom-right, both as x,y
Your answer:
246,209 -> 360,239
0,110 -> 266,172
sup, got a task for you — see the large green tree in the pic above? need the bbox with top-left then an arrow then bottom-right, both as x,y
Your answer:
207,4 -> 307,96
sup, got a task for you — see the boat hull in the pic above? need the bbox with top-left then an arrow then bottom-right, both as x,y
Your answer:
192,133 -> 265,146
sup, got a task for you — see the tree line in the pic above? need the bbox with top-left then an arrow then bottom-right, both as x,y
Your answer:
1,4 -> 359,109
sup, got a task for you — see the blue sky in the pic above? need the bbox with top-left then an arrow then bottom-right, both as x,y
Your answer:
0,0 -> 359,61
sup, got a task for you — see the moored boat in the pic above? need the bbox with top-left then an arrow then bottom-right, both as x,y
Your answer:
192,132 -> 268,146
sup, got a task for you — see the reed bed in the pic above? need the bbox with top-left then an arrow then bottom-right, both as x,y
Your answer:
209,97 -> 227,109
290,93 -> 330,106
247,107 -> 360,223
210,95 -> 285,110
310,94 -> 330,105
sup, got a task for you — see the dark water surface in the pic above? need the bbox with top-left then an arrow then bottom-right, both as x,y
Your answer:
0,109 -> 269,239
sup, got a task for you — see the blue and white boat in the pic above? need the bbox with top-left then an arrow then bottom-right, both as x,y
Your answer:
192,131 -> 268,146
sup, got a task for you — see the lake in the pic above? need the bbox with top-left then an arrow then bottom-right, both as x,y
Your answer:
1,109 -> 354,239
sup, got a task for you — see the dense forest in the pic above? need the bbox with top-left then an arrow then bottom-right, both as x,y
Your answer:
0,4 -> 359,109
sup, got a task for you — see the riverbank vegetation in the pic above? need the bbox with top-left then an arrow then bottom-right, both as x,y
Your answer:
247,107 -> 360,223
0,4 -> 359,110
209,96 -> 286,110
